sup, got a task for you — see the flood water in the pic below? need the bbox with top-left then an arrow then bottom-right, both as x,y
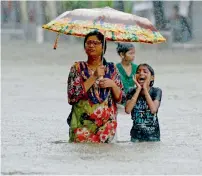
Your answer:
1,40 -> 202,175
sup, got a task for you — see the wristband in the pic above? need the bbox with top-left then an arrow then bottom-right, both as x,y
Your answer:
131,97 -> 136,101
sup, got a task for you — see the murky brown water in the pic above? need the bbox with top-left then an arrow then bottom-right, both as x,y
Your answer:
1,40 -> 202,174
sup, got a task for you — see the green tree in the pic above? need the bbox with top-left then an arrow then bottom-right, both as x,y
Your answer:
60,1 -> 90,11
123,1 -> 134,13
91,1 -> 115,8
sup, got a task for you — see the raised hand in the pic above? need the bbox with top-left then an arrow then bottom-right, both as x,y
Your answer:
143,76 -> 150,93
133,75 -> 142,91
93,64 -> 105,78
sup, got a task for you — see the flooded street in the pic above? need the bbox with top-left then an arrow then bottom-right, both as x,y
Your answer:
1,40 -> 202,175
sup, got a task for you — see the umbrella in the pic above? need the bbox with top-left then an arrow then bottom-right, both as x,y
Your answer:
42,6 -> 166,49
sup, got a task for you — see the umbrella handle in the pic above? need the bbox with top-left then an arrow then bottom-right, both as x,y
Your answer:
99,31 -> 106,80
53,33 -> 60,50
101,31 -> 106,64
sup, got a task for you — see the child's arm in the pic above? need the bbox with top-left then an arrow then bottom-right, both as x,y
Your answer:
125,75 -> 142,114
125,87 -> 141,114
142,76 -> 162,114
144,91 -> 160,114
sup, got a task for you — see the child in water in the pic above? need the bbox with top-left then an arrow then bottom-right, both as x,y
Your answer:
125,64 -> 162,142
116,43 -> 138,95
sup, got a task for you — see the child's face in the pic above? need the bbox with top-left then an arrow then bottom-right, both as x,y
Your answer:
121,48 -> 135,62
136,65 -> 154,87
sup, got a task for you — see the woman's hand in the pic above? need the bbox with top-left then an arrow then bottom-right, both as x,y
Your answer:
84,65 -> 105,92
99,78 -> 122,102
99,78 -> 116,88
93,65 -> 105,78
133,75 -> 142,91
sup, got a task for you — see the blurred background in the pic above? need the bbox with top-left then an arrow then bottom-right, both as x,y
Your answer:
1,1 -> 202,175
1,0 -> 202,47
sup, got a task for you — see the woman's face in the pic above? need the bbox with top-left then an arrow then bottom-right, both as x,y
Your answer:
121,48 -> 135,62
136,65 -> 154,87
85,36 -> 103,57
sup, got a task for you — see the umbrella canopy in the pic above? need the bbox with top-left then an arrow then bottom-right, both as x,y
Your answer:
42,7 -> 166,49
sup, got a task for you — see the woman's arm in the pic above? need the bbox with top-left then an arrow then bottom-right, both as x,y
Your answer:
111,82 -> 122,101
83,74 -> 97,92
67,64 -> 88,105
111,65 -> 125,103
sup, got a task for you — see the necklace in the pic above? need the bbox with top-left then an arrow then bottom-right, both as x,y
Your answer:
86,63 -> 96,77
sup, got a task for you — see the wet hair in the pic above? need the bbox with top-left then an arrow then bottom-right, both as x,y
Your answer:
136,63 -> 155,87
116,43 -> 135,56
84,30 -> 107,54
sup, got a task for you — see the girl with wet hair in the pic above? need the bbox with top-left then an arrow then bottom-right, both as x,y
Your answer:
116,43 -> 138,95
125,63 -> 162,142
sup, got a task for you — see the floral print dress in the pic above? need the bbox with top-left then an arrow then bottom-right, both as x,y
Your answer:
67,59 -> 125,143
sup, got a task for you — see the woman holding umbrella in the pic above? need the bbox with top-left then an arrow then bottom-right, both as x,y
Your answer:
42,6 -> 166,143
67,30 -> 125,143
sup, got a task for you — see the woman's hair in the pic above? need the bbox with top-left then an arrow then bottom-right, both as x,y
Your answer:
136,63 -> 155,87
116,43 -> 135,55
84,30 -> 107,54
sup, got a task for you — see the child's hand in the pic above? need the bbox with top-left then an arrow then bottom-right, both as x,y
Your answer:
143,76 -> 150,92
133,75 -> 141,90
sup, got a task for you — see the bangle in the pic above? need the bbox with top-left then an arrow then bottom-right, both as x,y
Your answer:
131,97 -> 136,101
144,93 -> 150,97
